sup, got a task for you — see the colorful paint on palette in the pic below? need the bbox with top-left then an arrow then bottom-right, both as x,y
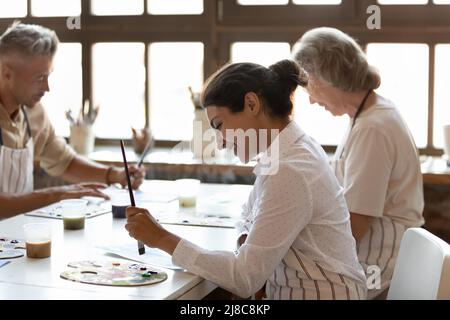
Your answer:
0,237 -> 26,259
60,260 -> 167,286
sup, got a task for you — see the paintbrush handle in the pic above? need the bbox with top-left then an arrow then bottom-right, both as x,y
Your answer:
120,140 -> 135,206
137,139 -> 152,167
120,140 -> 145,254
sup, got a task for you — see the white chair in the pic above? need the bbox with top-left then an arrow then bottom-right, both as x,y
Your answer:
387,228 -> 450,300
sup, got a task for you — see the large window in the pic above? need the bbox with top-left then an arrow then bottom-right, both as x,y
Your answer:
238,0 -> 289,4
31,0 -> 81,17
147,0 -> 204,15
41,43 -> 83,137
91,0 -> 144,16
92,43 -> 146,139
238,0 -> 341,4
377,0 -> 427,4
149,42 -> 204,141
293,0 -> 341,3
0,0 -> 27,18
231,42 -> 290,67
366,43 -> 429,148
1,0 -> 449,155
434,44 -> 450,149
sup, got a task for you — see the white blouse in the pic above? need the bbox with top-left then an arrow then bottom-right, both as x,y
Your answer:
172,121 -> 367,299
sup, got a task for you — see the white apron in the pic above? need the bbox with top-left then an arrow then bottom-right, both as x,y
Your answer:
0,106 -> 34,194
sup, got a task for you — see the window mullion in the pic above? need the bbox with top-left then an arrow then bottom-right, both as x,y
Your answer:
145,44 -> 150,129
27,0 -> 31,16
428,44 -> 436,152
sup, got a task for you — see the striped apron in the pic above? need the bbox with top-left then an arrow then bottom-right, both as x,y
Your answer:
332,149 -> 407,299
241,197 -> 367,300
0,106 -> 34,194
356,217 -> 407,299
265,249 -> 366,300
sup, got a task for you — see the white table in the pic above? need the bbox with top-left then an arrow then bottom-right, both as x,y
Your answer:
0,180 -> 253,300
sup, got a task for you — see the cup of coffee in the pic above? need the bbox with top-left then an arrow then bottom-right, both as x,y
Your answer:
58,199 -> 88,230
110,189 -> 130,219
175,179 -> 200,208
23,223 -> 52,258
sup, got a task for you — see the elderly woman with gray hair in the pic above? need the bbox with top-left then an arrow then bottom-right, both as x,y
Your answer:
292,27 -> 424,299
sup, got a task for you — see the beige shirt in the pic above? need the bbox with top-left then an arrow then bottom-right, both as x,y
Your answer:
0,102 -> 75,177
173,121 -> 367,299
333,97 -> 424,227
332,96 -> 424,298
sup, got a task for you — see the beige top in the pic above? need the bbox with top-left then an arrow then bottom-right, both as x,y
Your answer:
0,102 -> 75,177
332,96 -> 424,298
333,96 -> 424,226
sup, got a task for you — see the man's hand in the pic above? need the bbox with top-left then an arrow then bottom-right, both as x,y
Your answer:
110,165 -> 145,190
49,183 -> 109,201
125,206 -> 180,254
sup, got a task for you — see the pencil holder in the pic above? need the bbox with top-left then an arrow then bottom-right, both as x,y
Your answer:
70,124 -> 95,155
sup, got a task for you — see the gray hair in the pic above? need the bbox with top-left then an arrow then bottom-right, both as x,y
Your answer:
292,27 -> 380,92
0,21 -> 59,58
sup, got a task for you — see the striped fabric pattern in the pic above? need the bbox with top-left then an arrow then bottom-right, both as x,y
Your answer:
0,139 -> 34,194
265,249 -> 365,300
0,106 -> 34,194
357,216 -> 408,299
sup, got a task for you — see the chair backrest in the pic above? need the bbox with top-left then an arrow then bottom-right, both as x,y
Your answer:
387,228 -> 450,300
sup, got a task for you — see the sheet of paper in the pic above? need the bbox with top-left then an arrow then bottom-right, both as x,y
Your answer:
153,212 -> 238,228
97,243 -> 183,270
135,190 -> 178,203
140,200 -> 241,228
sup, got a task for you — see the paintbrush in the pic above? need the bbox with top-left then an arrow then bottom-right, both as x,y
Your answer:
120,140 -> 145,255
65,110 -> 76,125
137,139 -> 152,167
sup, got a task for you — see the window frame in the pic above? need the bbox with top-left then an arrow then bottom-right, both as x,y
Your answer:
0,0 -> 448,155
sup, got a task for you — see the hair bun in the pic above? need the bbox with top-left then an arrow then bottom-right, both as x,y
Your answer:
269,59 -> 307,90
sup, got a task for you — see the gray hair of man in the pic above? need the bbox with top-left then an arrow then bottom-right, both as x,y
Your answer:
292,27 -> 380,93
0,21 -> 59,60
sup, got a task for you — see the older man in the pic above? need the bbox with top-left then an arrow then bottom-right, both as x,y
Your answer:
0,22 -> 145,218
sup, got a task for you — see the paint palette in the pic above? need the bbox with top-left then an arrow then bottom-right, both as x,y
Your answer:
60,260 -> 168,287
0,237 -> 26,259
25,199 -> 111,220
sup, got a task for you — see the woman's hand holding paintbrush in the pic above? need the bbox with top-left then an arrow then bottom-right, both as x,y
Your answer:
125,206 -> 181,256
120,140 -> 145,255
123,140 -> 180,256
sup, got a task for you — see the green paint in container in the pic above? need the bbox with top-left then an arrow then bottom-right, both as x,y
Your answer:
63,216 -> 85,230
57,199 -> 88,231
